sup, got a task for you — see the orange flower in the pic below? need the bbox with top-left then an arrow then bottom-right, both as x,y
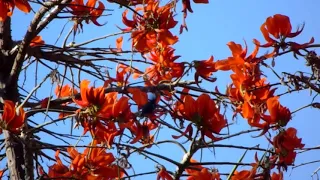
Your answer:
262,96 -> 291,126
145,44 -> 184,85
88,121 -> 120,148
30,36 -> 45,47
272,127 -> 304,165
73,80 -> 108,108
255,14 -> 314,56
130,120 -> 158,146
116,36 -> 123,52
0,0 -> 31,21
259,14 -> 302,47
235,79 -> 276,129
73,81 -> 135,147
215,41 -> 278,129
107,0 -> 151,6
185,159 -> 220,180
0,169 -> 4,179
194,56 -> 217,85
48,150 -> 72,179
271,172 -> 283,180
157,166 -> 173,180
187,168 -> 220,180
55,84 -> 79,118
78,94 -> 135,147
113,64 -> 131,87
68,0 -> 105,33
0,100 -> 25,133
121,1 -> 178,52
185,159 -> 204,174
128,88 -> 148,109
73,80 -> 118,136
67,140 -> 124,179
105,64 -> 142,87
145,62 -> 184,86
111,96 -> 131,120
231,170 -> 254,180
215,41 -> 272,96
55,84 -> 79,98
231,153 -> 262,180
174,93 -> 227,141
102,96 -> 135,129
215,41 -> 262,72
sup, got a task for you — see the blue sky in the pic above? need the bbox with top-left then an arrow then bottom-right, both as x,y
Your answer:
7,0 -> 320,179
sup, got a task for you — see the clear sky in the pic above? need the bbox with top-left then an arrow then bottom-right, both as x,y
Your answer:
7,0 -> 320,179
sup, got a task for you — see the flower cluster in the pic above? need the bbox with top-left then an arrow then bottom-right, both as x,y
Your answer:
45,140 -> 125,179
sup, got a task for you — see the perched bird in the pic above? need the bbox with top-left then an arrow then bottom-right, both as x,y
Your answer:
140,94 -> 157,116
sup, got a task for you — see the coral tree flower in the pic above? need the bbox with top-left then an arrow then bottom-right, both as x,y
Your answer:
0,0 -> 31,21
48,141 -> 124,179
231,170 -> 253,180
215,41 -> 278,130
55,84 -> 79,98
130,120 -> 158,146
271,172 -> 283,180
174,92 -> 227,141
0,100 -> 25,134
254,14 -> 314,55
215,42 -> 270,126
105,64 -> 137,87
67,141 -> 124,179
262,96 -> 291,127
231,153 -> 262,180
74,80 -> 136,147
272,127 -> 304,165
73,80 -> 113,134
259,14 -> 302,47
74,80 -> 107,109
194,56 -> 217,85
55,84 -> 79,118
107,0 -> 151,6
121,1 -> 178,52
187,168 -> 220,180
68,0 -> 105,32
186,159 -> 220,180
157,166 -> 173,180
144,44 -> 184,85
48,150 -> 72,178
30,36 -> 45,47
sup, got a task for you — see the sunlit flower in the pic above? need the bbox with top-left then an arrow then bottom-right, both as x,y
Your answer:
0,100 -> 25,134
272,127 -> 304,165
30,36 -> 45,47
0,0 -> 31,21
194,56 -> 217,85
68,0 -> 105,33
121,1 -> 178,52
262,96 -> 291,127
66,140 -> 125,179
173,93 -> 227,141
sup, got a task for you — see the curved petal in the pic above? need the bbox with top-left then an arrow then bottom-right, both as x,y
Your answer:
80,80 -> 90,104
196,94 -> 211,118
2,100 -> 16,123
122,9 -> 135,28
90,1 -> 105,26
183,95 -> 196,120
15,0 -> 31,13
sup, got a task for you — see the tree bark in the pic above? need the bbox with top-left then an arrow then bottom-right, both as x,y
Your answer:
0,18 -> 25,180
